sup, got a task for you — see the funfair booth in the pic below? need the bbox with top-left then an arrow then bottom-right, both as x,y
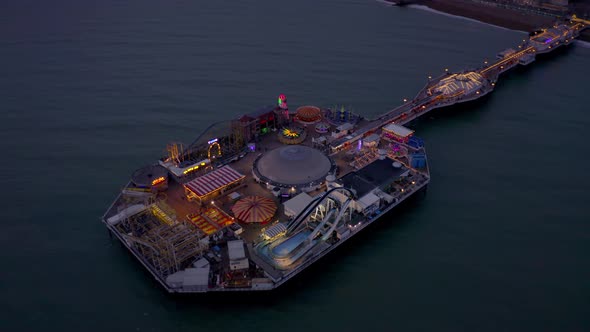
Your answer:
381,123 -> 414,143
184,166 -> 245,204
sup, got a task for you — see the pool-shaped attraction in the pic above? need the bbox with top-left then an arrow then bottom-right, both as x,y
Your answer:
271,231 -> 310,258
257,230 -> 318,269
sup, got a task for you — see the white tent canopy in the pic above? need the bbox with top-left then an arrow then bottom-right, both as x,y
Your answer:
227,240 -> 246,260
283,192 -> 314,217
357,192 -> 380,211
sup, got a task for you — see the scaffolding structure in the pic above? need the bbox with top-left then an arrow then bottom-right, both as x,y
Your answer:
117,209 -> 207,277
166,142 -> 185,165
229,121 -> 245,153
149,200 -> 176,226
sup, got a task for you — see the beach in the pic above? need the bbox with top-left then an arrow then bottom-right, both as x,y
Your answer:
398,0 -> 590,41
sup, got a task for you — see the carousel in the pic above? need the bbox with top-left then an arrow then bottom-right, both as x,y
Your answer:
315,122 -> 330,134
231,196 -> 277,224
295,106 -> 322,125
278,126 -> 307,145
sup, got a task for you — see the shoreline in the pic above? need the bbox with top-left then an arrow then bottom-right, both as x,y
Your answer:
387,0 -> 590,42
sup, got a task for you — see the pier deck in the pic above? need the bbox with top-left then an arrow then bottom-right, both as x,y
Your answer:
102,17 -> 587,293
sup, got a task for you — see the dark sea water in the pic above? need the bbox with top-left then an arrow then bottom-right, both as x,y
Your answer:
1,0 -> 589,331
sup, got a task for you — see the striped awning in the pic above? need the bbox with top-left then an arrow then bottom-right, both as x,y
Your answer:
231,196 -> 277,224
263,223 -> 287,239
185,166 -> 245,197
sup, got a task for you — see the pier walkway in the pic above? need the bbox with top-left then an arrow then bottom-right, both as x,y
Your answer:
333,18 -> 588,149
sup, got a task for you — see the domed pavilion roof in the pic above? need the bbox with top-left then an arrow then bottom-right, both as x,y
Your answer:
254,145 -> 332,186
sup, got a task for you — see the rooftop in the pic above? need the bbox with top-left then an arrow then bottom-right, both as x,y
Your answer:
254,145 -> 333,187
131,165 -> 168,187
432,72 -> 484,96
283,192 -> 314,217
185,165 -> 245,197
356,158 -> 409,188
228,240 -> 246,260
382,123 -> 414,137
338,172 -> 377,198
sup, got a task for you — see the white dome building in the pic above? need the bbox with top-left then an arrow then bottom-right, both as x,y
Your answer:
253,145 -> 335,189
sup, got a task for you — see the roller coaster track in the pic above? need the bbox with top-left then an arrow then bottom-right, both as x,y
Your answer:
307,209 -> 336,241
286,187 -> 355,234
321,198 -> 353,241
188,121 -> 225,148
121,233 -> 160,256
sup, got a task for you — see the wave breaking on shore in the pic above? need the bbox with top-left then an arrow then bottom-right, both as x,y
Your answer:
407,4 -> 527,34
374,0 -> 396,6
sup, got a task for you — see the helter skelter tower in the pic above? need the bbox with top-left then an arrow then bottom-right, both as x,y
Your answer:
277,94 -> 290,124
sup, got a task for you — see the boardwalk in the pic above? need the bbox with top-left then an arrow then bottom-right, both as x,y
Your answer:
337,17 -> 589,148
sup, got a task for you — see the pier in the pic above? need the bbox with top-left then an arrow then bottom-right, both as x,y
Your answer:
329,17 -> 588,151
102,17 -> 588,293
388,18 -> 587,124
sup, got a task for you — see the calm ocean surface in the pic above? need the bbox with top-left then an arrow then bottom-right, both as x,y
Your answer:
1,0 -> 589,331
